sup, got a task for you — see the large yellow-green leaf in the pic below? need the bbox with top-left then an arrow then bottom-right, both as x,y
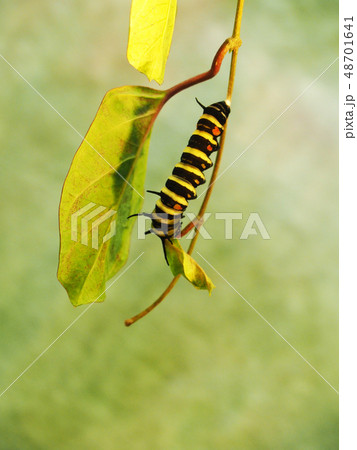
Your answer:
58,86 -> 166,306
127,0 -> 177,84
165,240 -> 215,294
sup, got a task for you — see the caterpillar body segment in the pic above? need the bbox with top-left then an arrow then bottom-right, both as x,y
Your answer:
172,163 -> 206,187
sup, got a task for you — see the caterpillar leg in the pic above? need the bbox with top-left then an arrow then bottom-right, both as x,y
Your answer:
161,238 -> 170,265
127,212 -> 152,219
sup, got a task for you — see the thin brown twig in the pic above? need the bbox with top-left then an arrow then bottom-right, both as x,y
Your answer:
124,275 -> 180,326
163,39 -> 231,104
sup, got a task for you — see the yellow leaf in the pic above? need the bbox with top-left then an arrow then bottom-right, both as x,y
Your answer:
127,0 -> 177,84
165,240 -> 215,294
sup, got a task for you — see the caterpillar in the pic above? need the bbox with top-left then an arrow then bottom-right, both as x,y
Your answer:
129,99 -> 231,263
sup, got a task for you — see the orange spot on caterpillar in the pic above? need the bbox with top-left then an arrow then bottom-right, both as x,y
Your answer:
207,145 -> 213,151
174,204 -> 183,211
212,127 -> 221,136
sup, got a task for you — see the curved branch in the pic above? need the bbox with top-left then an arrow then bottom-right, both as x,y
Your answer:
124,275 -> 180,326
163,38 -> 232,104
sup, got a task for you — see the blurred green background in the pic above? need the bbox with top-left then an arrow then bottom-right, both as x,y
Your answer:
0,0 -> 338,448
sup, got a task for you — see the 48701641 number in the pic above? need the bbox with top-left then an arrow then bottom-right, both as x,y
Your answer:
344,17 -> 354,79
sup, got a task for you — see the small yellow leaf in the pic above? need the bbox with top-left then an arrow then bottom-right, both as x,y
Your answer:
165,240 -> 215,294
127,0 -> 177,84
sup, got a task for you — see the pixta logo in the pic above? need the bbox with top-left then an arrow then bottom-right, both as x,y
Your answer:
71,203 -> 116,249
136,212 -> 270,240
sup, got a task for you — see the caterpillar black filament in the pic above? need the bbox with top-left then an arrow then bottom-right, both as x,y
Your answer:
129,99 -> 231,262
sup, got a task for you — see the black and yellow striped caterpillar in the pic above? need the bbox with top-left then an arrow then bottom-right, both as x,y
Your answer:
129,99 -> 230,262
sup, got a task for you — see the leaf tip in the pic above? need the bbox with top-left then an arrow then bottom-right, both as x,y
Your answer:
208,282 -> 215,296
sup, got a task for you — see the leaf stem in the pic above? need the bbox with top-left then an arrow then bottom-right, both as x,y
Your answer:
164,39 -> 231,104
182,0 -> 244,237
226,0 -> 245,104
125,0 -> 245,327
